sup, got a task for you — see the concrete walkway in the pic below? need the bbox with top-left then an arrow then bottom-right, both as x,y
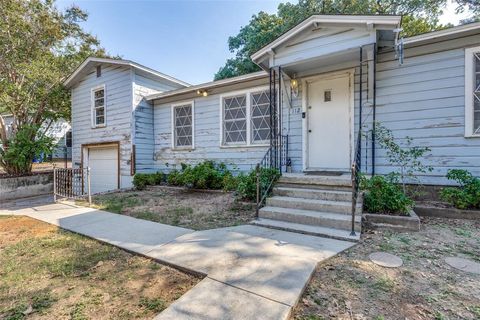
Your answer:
1,196 -> 355,320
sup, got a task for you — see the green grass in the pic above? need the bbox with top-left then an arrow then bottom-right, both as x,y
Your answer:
138,297 -> 166,312
373,276 -> 395,292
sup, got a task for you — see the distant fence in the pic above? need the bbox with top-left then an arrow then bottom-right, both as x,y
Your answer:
0,172 -> 53,201
53,167 -> 91,204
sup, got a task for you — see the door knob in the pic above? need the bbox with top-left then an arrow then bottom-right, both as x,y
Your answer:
308,130 -> 312,133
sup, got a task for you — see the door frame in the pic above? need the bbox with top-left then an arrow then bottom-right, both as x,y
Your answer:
301,68 -> 355,172
81,141 -> 120,189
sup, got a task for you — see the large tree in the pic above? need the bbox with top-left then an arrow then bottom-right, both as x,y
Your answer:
214,0 -> 477,80
0,0 -> 107,175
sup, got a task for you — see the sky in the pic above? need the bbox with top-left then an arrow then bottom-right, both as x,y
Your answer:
56,0 -> 472,85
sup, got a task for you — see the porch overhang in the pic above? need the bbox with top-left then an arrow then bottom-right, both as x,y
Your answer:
251,15 -> 401,71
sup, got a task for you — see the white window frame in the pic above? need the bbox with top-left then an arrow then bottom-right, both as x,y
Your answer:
465,46 -> 480,137
219,86 -> 271,148
91,84 -> 106,128
171,100 -> 195,150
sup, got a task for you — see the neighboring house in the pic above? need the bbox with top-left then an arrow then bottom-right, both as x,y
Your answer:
1,115 -> 72,161
66,16 -> 480,195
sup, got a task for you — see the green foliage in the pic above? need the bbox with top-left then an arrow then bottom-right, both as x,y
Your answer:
373,121 -> 433,194
360,174 -> 414,215
165,161 -> 236,191
139,297 -> 166,312
0,125 -> 55,175
214,0 -> 461,80
179,161 -> 229,189
132,172 -> 165,190
236,167 -> 280,201
440,169 -> 480,209
0,0 -> 108,175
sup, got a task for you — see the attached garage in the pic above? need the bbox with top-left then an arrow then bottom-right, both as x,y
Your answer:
85,144 -> 119,194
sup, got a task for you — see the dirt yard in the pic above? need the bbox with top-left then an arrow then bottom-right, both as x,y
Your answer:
0,216 -> 200,320
293,217 -> 480,320
78,186 -> 256,230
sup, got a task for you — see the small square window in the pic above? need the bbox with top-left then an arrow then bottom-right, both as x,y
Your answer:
324,90 -> 332,102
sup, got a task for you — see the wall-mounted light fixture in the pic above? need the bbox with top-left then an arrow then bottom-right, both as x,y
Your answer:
196,89 -> 208,97
290,74 -> 299,98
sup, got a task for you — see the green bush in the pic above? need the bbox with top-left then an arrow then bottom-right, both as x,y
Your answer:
133,172 -> 165,190
165,161 -> 237,191
440,169 -> 480,209
360,174 -> 414,215
166,169 -> 183,186
236,167 -> 280,201
0,125 -> 55,175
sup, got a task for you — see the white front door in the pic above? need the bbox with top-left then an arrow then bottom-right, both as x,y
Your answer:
88,146 -> 118,194
306,74 -> 351,171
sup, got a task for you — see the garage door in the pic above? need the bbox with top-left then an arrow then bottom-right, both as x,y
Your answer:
88,146 -> 118,194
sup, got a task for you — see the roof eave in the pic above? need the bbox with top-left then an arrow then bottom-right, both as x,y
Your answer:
251,15 -> 402,63
63,57 -> 190,89
146,71 -> 268,102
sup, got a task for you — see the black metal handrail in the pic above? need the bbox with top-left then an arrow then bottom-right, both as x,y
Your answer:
350,129 -> 362,236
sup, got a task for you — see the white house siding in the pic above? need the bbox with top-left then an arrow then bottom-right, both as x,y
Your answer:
152,85 -> 273,173
133,73 -> 182,173
71,64 -> 134,188
370,33 -> 480,185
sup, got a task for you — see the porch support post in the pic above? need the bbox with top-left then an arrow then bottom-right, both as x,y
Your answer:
372,44 -> 377,176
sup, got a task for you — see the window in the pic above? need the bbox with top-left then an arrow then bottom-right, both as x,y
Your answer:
96,65 -> 101,78
251,90 -> 271,143
223,95 -> 247,145
172,102 -> 194,149
221,88 -> 272,146
324,90 -> 332,102
65,131 -> 72,148
465,46 -> 480,137
92,86 -> 105,127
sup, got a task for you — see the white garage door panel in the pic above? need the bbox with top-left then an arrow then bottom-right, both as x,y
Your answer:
88,147 -> 118,194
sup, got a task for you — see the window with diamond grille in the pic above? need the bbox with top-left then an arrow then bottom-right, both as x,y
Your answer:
173,104 -> 193,148
250,90 -> 271,143
92,87 -> 105,127
223,95 -> 247,145
474,52 -> 480,135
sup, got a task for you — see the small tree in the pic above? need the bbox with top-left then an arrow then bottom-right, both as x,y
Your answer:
373,121 -> 433,193
0,0 -> 107,175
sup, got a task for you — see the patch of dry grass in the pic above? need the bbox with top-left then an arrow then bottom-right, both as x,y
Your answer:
78,186 -> 256,230
0,216 -> 200,320
293,218 -> 480,320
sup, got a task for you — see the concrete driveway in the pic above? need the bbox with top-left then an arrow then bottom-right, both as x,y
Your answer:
1,196 -> 356,320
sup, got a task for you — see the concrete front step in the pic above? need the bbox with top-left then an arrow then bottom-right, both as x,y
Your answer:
273,186 -> 352,202
259,206 -> 361,231
251,218 -> 360,242
266,196 -> 360,214
279,173 -> 352,189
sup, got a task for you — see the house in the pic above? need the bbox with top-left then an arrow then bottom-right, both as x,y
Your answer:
1,115 -> 72,162
65,15 -> 480,238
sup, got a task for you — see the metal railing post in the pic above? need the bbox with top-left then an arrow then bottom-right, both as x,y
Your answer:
255,164 -> 260,218
351,163 -> 357,236
53,165 -> 57,202
87,167 -> 92,205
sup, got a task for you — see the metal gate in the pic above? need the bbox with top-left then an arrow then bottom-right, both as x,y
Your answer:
53,167 -> 91,204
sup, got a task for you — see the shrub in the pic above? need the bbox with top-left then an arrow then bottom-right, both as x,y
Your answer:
0,125 -> 55,175
133,172 -> 165,190
440,169 -> 480,209
360,174 -> 414,215
165,161 -> 237,190
236,167 -> 280,201
166,169 -> 183,186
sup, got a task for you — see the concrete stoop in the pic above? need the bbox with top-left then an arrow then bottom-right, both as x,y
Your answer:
253,173 -> 362,242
